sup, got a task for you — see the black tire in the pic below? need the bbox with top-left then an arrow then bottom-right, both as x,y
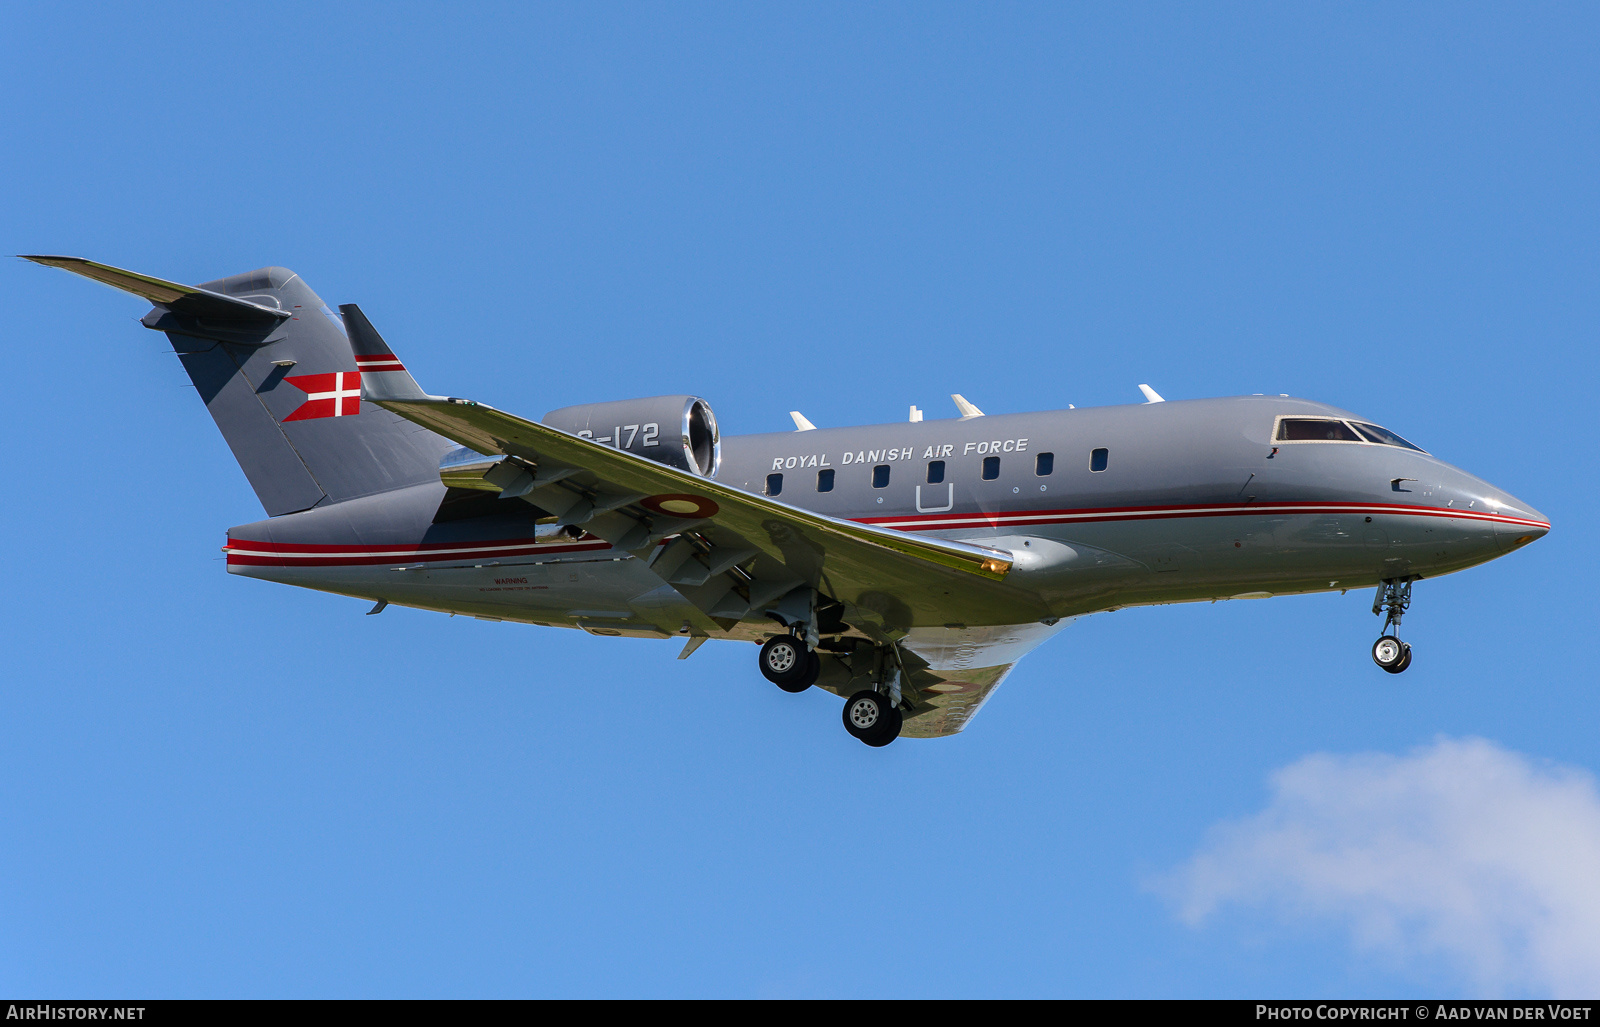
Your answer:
842,690 -> 891,741
801,651 -> 822,689
1387,644 -> 1413,674
773,650 -> 820,693
1371,634 -> 1406,670
862,706 -> 902,747
759,635 -> 810,690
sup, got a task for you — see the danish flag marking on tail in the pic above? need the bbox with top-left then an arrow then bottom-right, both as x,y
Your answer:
354,353 -> 406,373
283,371 -> 362,421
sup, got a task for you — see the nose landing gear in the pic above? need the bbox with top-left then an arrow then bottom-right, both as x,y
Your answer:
1371,578 -> 1415,674
1372,634 -> 1411,673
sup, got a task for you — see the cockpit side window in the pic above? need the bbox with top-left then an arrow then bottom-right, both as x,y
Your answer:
1276,418 -> 1363,442
1351,422 -> 1425,452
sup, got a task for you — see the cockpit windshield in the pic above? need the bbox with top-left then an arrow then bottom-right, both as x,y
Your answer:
1275,416 -> 1427,452
1350,422 -> 1425,451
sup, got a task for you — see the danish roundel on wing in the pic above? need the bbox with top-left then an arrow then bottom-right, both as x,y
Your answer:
641,494 -> 719,519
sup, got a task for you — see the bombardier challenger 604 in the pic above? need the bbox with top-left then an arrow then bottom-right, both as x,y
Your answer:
26,256 -> 1550,746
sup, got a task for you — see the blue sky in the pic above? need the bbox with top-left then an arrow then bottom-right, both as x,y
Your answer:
2,2 -> 1596,997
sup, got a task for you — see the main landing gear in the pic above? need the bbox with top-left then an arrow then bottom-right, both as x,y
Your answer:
842,689 -> 902,747
758,634 -> 820,693
1371,578 -> 1415,674
756,634 -> 905,746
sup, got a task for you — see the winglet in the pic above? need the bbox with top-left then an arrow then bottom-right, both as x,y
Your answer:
341,303 -> 435,403
20,255 -> 289,325
1138,384 -> 1166,403
951,394 -> 984,418
790,411 -> 816,431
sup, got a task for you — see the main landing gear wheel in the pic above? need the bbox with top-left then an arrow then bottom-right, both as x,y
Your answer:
1372,635 -> 1411,673
842,690 -> 902,746
759,635 -> 819,692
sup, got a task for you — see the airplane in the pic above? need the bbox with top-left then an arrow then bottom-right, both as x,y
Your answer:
24,255 -> 1551,746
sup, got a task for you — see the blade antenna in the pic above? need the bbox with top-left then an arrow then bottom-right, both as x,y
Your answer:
951,394 -> 984,418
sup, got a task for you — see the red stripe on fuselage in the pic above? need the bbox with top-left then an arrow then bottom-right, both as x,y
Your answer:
225,537 -> 610,567
858,501 -> 1549,532
225,502 -> 1547,569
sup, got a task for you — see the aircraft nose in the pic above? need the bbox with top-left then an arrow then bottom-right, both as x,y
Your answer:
1482,486 -> 1549,552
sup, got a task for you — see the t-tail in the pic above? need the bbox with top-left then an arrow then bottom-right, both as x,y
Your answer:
23,256 -> 452,515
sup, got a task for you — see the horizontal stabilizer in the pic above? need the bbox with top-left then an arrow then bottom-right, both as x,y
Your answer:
20,255 -> 289,325
343,303 -> 431,403
339,303 -> 395,358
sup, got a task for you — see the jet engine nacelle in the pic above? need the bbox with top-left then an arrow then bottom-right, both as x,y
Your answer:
542,395 -> 721,477
437,395 -> 721,494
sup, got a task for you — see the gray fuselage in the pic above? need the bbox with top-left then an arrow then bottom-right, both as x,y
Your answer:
225,395 -> 1548,642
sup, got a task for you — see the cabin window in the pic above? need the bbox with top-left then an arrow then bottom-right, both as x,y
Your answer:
816,468 -> 835,492
982,456 -> 1000,480
1090,448 -> 1109,472
927,460 -> 945,484
1351,422 -> 1426,452
1277,418 -> 1362,442
766,473 -> 783,496
1035,452 -> 1054,476
872,464 -> 891,488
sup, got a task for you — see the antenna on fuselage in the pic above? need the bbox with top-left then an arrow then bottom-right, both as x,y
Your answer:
909,405 -> 923,422
790,411 -> 817,431
951,394 -> 984,418
1138,384 -> 1166,403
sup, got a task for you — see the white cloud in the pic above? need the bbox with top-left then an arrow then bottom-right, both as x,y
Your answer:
1162,737 -> 1600,996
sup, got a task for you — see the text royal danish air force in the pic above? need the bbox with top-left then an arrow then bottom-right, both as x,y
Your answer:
771,437 -> 1030,471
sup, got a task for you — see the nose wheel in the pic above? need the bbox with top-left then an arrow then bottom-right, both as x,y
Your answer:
1372,634 -> 1412,673
758,634 -> 820,692
1370,579 -> 1416,674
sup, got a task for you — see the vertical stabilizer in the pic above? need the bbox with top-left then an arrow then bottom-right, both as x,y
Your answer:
26,256 -> 453,516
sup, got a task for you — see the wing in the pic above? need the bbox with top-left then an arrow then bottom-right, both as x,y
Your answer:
370,391 -> 1051,642
897,662 -> 1018,738
798,635 -> 1021,738
20,255 -> 290,326
892,620 -> 1069,736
